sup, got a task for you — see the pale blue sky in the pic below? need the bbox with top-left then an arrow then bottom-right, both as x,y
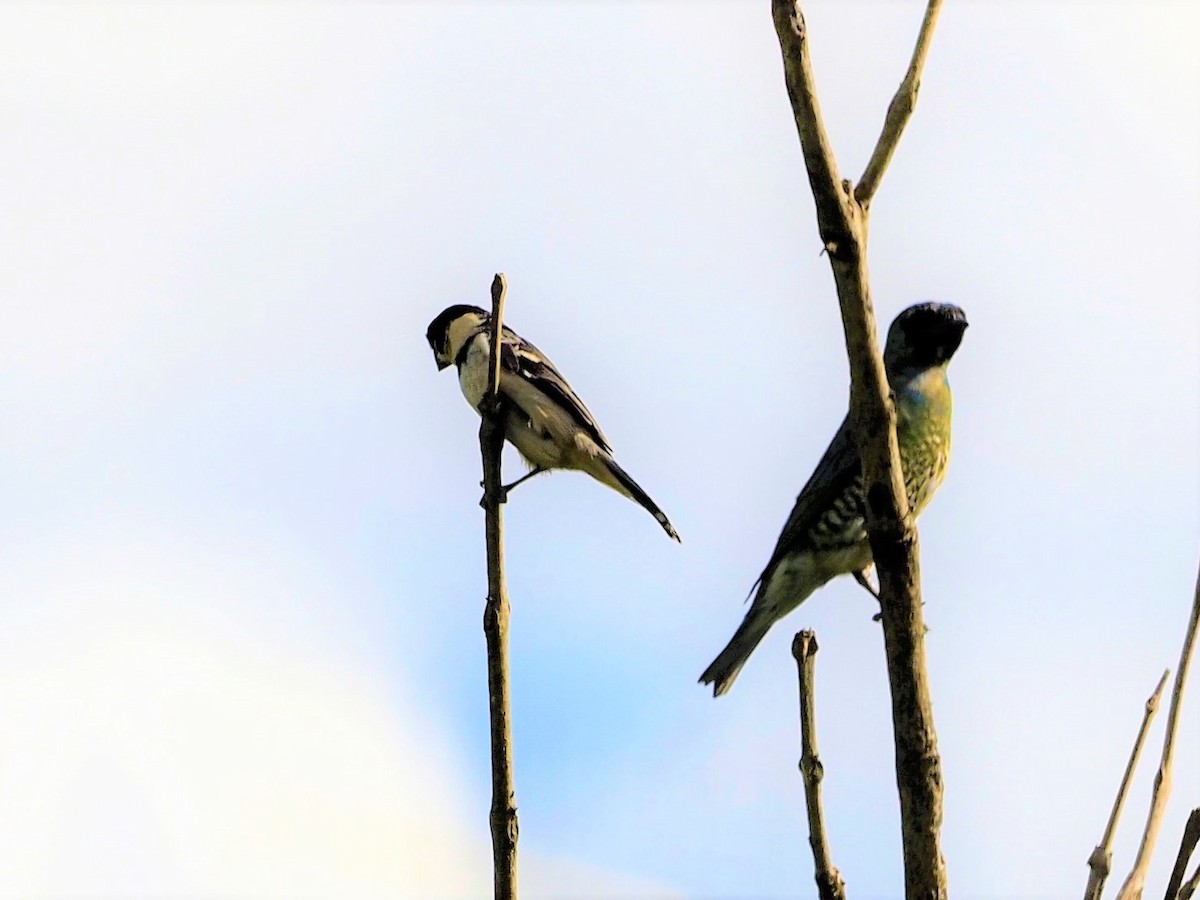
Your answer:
0,2 -> 1197,897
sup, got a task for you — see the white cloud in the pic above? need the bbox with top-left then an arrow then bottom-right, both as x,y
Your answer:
0,538 -> 479,896
0,536 -> 678,898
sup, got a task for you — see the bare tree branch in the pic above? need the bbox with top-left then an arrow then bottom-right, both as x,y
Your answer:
1117,562 -> 1200,900
771,2 -> 947,896
770,0 -> 852,251
479,273 -> 518,900
1083,670 -> 1170,900
855,0 -> 944,207
1165,809 -> 1200,900
793,631 -> 848,900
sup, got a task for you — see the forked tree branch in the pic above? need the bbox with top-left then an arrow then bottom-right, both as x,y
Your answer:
855,0 -> 944,207
793,631 -> 848,900
479,273 -> 518,900
771,2 -> 947,896
1083,669 -> 1170,900
1165,808 -> 1200,900
1116,562 -> 1200,900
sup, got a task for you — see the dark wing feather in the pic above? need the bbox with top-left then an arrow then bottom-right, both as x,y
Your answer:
753,415 -> 862,586
498,328 -> 612,453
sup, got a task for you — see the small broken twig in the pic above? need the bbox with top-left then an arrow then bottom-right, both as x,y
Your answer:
793,631 -> 847,900
1082,669 -> 1169,900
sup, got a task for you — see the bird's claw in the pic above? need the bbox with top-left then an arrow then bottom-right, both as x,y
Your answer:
854,569 -> 883,623
478,467 -> 545,508
478,483 -> 510,509
853,568 -> 881,599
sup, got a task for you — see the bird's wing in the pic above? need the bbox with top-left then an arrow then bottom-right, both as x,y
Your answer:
753,415 -> 862,584
497,328 -> 612,453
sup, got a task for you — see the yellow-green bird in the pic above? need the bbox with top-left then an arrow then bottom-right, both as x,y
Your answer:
700,302 -> 968,696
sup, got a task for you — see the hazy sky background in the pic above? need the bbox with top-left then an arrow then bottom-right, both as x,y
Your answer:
0,2 -> 1197,897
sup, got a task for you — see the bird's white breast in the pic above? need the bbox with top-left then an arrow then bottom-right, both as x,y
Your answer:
457,334 -> 491,410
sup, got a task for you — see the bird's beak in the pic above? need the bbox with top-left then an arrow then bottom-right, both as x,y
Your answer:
940,318 -> 968,361
435,358 -> 451,371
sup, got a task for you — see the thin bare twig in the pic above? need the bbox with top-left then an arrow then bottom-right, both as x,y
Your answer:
1165,809 -> 1200,900
1082,670 -> 1170,900
1117,562 -> 1200,900
771,2 -> 947,896
793,631 -> 848,900
855,0 -> 944,207
480,273 -> 518,900
1181,859 -> 1200,900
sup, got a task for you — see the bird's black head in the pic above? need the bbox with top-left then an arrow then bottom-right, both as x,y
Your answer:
883,302 -> 968,374
426,304 -> 488,370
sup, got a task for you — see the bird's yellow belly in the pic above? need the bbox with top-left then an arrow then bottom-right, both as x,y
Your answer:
896,378 -> 952,516
902,435 -> 950,516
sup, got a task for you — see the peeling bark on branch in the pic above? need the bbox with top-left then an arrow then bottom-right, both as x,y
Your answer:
770,2 -> 947,897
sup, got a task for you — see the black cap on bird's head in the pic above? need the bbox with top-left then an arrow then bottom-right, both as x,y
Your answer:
883,301 -> 968,374
426,304 -> 489,370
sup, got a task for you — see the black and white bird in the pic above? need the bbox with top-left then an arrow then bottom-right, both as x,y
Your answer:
426,304 -> 681,542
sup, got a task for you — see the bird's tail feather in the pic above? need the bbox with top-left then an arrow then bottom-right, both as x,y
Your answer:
699,613 -> 772,697
596,456 -> 681,542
